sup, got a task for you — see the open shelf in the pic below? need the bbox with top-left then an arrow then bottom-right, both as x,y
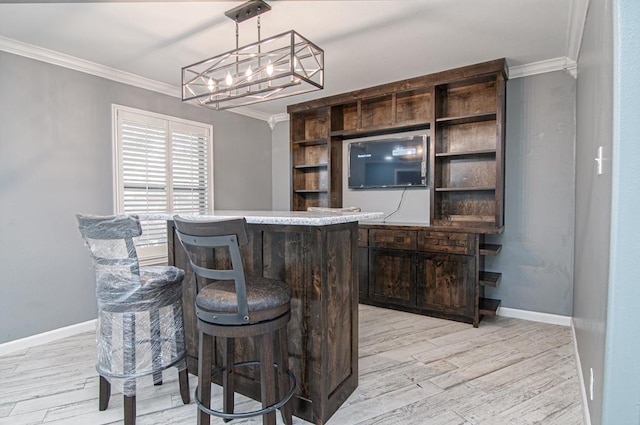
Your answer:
292,138 -> 328,146
294,163 -> 328,170
435,187 -> 496,192
436,112 -> 497,126
294,189 -> 328,194
479,297 -> 501,316
479,271 -> 502,287
436,149 -> 496,158
331,122 -> 430,139
479,244 -> 502,256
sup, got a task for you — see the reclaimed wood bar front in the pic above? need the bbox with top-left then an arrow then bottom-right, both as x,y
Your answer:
166,211 -> 382,424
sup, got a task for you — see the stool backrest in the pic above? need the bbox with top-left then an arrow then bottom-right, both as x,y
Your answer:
76,214 -> 142,304
172,216 -> 250,325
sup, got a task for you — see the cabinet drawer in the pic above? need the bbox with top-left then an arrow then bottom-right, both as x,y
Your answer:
417,231 -> 475,255
370,229 -> 417,250
358,228 -> 369,247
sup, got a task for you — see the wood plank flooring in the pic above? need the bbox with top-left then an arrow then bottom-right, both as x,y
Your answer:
0,305 -> 584,424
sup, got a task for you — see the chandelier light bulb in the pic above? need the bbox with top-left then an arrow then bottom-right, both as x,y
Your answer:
245,66 -> 253,81
207,77 -> 215,92
226,72 -> 233,86
266,61 -> 274,76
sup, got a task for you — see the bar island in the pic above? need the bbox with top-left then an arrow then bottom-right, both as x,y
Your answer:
165,210 -> 382,424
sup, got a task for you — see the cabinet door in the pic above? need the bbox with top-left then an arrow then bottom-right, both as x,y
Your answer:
417,253 -> 475,318
369,249 -> 416,307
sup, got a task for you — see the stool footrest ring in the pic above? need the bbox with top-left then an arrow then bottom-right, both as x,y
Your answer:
195,360 -> 296,420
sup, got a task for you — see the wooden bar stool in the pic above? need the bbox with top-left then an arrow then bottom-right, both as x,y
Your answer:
76,214 -> 190,425
173,216 -> 295,425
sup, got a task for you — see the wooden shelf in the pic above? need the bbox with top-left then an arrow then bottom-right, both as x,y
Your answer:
292,138 -> 328,146
479,297 -> 501,316
330,122 -> 429,139
479,244 -> 502,256
436,112 -> 497,126
435,186 -> 496,192
294,163 -> 328,170
435,149 -> 496,158
294,189 -> 328,194
479,271 -> 502,287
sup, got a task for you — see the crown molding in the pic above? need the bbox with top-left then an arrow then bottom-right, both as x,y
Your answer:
0,35 -> 181,97
0,35 -> 276,124
1,35 -> 580,127
567,0 -> 590,62
509,57 -> 577,79
230,106 -> 273,123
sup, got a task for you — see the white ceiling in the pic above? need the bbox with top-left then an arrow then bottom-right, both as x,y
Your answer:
0,0 -> 577,119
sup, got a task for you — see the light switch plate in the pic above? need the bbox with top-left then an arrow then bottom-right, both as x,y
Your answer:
595,146 -> 604,175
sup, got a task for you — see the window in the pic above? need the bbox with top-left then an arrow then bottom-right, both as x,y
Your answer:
113,105 -> 213,263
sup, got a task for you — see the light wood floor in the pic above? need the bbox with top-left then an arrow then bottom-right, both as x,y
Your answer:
0,305 -> 584,425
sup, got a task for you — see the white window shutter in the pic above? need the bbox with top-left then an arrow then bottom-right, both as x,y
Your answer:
114,106 -> 213,262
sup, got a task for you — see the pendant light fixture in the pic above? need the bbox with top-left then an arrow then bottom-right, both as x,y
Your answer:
182,0 -> 324,111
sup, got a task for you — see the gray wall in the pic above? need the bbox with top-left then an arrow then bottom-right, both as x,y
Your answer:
601,1 -> 640,422
485,71 -> 576,316
0,51 -> 272,343
572,0 -> 614,422
574,0 -> 640,424
271,120 -> 290,211
272,72 -> 576,316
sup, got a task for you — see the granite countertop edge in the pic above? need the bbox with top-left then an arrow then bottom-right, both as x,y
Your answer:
140,210 -> 384,226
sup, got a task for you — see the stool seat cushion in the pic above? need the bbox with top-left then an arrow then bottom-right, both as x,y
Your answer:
196,277 -> 291,323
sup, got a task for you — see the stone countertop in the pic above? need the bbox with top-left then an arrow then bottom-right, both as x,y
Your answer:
142,210 -> 384,226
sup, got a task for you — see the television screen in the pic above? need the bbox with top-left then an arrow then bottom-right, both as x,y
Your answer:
348,133 -> 428,189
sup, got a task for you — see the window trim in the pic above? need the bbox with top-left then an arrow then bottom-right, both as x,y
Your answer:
111,104 -> 214,264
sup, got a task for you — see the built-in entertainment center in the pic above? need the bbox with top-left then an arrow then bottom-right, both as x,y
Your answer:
288,59 -> 507,326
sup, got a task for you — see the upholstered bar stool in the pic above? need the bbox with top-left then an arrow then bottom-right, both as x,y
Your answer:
76,214 -> 190,425
173,216 -> 295,425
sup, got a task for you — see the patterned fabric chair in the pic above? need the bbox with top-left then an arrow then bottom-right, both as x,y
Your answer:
76,214 -> 190,425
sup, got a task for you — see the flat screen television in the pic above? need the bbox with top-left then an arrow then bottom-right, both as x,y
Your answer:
348,133 -> 428,189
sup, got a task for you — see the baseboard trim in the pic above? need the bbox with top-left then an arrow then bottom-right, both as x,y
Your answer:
0,319 -> 96,356
497,306 -> 572,326
571,320 -> 593,425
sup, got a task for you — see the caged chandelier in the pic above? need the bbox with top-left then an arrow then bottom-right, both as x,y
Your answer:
182,0 -> 324,111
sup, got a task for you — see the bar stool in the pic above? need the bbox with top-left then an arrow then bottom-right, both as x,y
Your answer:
173,216 -> 295,425
76,214 -> 190,425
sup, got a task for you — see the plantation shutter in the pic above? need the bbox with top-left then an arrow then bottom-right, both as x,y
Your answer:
171,122 -> 210,215
114,106 -> 213,262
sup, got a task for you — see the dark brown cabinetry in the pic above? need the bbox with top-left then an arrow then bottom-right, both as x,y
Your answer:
359,224 -> 500,327
288,59 -> 507,327
417,253 -> 475,319
370,249 -> 416,306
